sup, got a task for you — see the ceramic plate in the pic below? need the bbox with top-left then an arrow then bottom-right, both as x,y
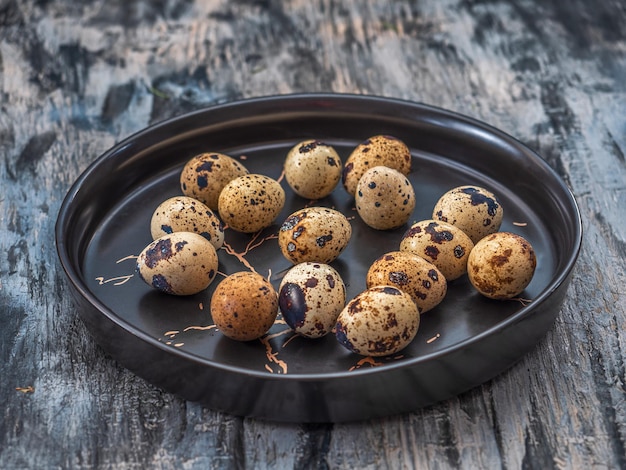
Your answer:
56,94 -> 582,422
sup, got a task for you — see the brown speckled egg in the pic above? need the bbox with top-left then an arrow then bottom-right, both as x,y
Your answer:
150,196 -> 225,250
284,140 -> 342,199
210,271 -> 279,341
180,152 -> 249,210
432,185 -> 504,244
355,166 -> 415,230
136,232 -> 218,296
218,174 -> 285,233
278,263 -> 346,338
335,286 -> 419,357
278,207 -> 352,264
342,135 -> 411,197
399,219 -> 474,281
366,251 -> 447,314
467,232 -> 537,299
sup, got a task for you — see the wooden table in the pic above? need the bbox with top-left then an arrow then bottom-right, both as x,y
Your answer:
2,0 -> 625,468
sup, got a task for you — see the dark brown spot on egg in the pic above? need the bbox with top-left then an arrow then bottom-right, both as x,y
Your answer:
144,238 -> 173,268
316,234 -> 333,247
389,271 -> 409,286
326,274 -> 335,289
424,245 -> 440,259
453,245 -> 465,258
425,222 -> 453,243
305,277 -> 318,288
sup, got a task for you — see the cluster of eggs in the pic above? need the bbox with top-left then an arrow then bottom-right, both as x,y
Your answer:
135,135 -> 537,357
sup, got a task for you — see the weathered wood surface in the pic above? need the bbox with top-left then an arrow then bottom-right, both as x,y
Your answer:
1,0 -> 625,468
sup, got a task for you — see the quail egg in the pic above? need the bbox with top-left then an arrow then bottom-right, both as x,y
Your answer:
278,207 -> 352,264
366,251 -> 447,314
278,262 -> 346,338
335,286 -> 419,357
180,152 -> 249,210
136,232 -> 219,296
284,140 -> 342,199
467,232 -> 537,299
432,185 -> 504,244
210,271 -> 279,341
218,174 -> 285,233
342,135 -> 412,197
399,219 -> 474,281
150,196 -> 224,250
355,166 -> 415,230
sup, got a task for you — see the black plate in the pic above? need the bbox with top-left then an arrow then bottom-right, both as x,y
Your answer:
56,93 -> 582,422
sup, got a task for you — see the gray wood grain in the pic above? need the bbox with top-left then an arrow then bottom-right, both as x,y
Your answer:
1,0 -> 625,468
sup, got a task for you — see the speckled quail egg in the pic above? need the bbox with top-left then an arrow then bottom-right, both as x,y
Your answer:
335,286 -> 419,357
278,207 -> 352,264
355,166 -> 415,230
399,219 -> 474,281
180,152 -> 249,210
150,196 -> 225,250
210,271 -> 279,341
342,135 -> 412,197
284,140 -> 342,199
218,174 -> 285,233
136,232 -> 218,296
432,185 -> 504,244
467,232 -> 537,300
366,251 -> 447,314
278,263 -> 346,338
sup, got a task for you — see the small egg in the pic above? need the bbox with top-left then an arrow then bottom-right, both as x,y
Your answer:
399,219 -> 474,281
210,271 -> 279,341
432,185 -> 504,244
335,286 -> 419,357
150,196 -> 225,250
136,232 -> 218,296
284,140 -> 342,199
467,232 -> 537,300
278,207 -> 352,264
278,263 -> 346,338
218,174 -> 285,233
355,166 -> 415,230
342,135 -> 411,197
180,152 -> 249,210
366,251 -> 447,314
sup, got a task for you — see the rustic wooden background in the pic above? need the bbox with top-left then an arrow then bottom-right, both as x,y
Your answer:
1,0 -> 625,468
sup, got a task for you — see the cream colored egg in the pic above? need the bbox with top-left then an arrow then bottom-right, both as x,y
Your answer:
366,251 -> 447,314
218,174 -> 285,233
355,166 -> 415,230
136,232 -> 218,296
284,140 -> 342,199
335,286 -> 419,357
399,219 -> 474,281
150,196 -> 225,250
467,232 -> 537,300
278,207 -> 352,264
180,152 -> 249,210
342,135 -> 411,197
432,185 -> 504,244
278,262 -> 346,338
210,271 -> 279,341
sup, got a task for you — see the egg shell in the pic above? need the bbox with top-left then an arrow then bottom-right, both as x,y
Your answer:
432,185 -> 504,244
467,232 -> 537,300
278,207 -> 352,264
366,251 -> 447,314
284,140 -> 342,199
150,196 -> 225,250
136,232 -> 218,296
355,166 -> 416,230
210,271 -> 279,341
218,174 -> 285,233
278,262 -> 346,338
399,219 -> 474,281
335,286 -> 420,357
180,152 -> 249,210
342,135 -> 411,197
